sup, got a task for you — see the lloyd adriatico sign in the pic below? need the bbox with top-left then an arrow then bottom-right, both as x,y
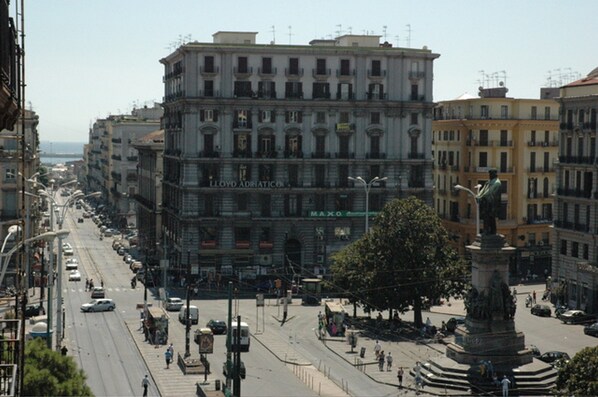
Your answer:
209,180 -> 284,188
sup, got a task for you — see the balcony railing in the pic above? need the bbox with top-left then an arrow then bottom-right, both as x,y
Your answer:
235,241 -> 251,249
367,69 -> 386,78
259,241 -> 273,249
258,67 -> 277,76
201,240 -> 218,249
312,68 -> 331,78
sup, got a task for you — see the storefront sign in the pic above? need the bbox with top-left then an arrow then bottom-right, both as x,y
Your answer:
308,211 -> 379,218
209,180 -> 284,188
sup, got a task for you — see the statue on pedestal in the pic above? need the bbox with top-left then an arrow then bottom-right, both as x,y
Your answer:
476,169 -> 501,235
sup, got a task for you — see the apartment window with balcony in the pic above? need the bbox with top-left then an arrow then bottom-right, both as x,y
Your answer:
259,164 -> 273,181
204,80 -> 214,97
234,110 -> 250,128
410,84 -> 419,100
578,137 -> 584,158
479,152 -> 488,168
316,58 -> 327,75
368,83 -> 384,99
259,136 -> 273,154
544,107 -> 551,120
339,112 -> 350,124
591,137 -> 596,159
201,164 -> 219,185
315,112 -> 326,124
204,56 -> 214,73
286,135 -> 302,156
237,164 -> 250,182
543,177 -> 549,197
500,130 -> 508,146
579,109 -> 585,124
563,202 -> 569,223
313,82 -> 330,99
530,130 -> 536,144
258,110 -> 275,123
314,165 -> 326,187
203,195 -> 215,216
567,109 -> 573,126
338,164 -> 349,187
481,105 -> 489,119
340,59 -> 350,75
410,135 -> 418,157
528,178 -> 537,198
530,152 -> 536,172
203,134 -> 214,154
257,81 -> 276,98
285,82 -> 303,98
370,135 -> 380,157
410,113 -> 418,125
337,83 -> 353,100
315,135 -> 326,156
260,194 -> 271,216
543,152 -> 550,172
369,164 -> 381,182
560,239 -> 567,255
479,130 -> 489,146
236,193 -> 248,211
284,194 -> 302,216
234,81 -> 252,97
335,194 -> 351,211
339,135 -> 350,157
370,112 -> 380,124
289,58 -> 299,75
237,56 -> 248,73
234,134 -> 249,155
531,106 -> 537,120
285,111 -> 302,123
371,60 -> 381,76
542,203 -> 552,220
261,57 -> 272,74
448,151 -> 454,166
527,204 -> 537,222
288,165 -> 299,186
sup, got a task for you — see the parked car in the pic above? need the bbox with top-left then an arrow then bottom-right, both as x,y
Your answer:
68,270 -> 81,281
77,217 -> 84,223
24,304 -> 43,318
223,360 -> 245,379
104,229 -> 117,237
164,297 -> 184,311
117,247 -> 126,256
530,304 -> 551,317
538,351 -> 570,367
206,319 -> 227,335
91,287 -> 105,298
130,261 -> 143,272
559,310 -> 595,324
80,299 -> 115,312
62,243 -> 74,256
65,258 -> 78,270
583,322 -> 598,337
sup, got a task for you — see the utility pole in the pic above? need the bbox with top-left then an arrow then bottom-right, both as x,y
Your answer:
184,249 -> 191,358
225,281 -> 233,393
233,315 -> 241,397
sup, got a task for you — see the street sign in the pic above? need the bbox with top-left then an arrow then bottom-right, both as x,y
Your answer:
308,210 -> 379,218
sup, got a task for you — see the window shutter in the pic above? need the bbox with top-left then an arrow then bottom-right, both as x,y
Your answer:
337,84 -> 341,99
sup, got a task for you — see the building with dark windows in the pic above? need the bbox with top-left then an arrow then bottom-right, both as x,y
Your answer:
552,67 -> 598,314
159,31 -> 438,284
0,0 -> 20,131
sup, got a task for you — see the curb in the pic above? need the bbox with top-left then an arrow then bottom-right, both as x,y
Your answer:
124,319 -> 163,397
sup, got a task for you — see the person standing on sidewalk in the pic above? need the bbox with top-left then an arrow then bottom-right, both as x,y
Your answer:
501,375 -> 511,397
165,348 -> 173,369
386,352 -> 393,371
378,350 -> 385,371
141,375 -> 150,396
374,340 -> 381,359
397,367 -> 404,387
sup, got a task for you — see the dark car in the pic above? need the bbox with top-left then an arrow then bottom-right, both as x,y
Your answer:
223,360 -> 245,379
206,319 -> 227,335
530,304 -> 551,317
77,217 -> 84,223
583,322 -> 598,337
559,310 -> 595,324
538,351 -> 570,367
24,304 -> 43,318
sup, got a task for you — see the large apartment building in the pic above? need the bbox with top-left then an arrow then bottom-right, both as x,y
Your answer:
553,68 -> 598,314
159,31 -> 438,283
433,87 -> 560,281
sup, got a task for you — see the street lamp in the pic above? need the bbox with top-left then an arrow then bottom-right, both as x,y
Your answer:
348,176 -> 388,233
454,184 -> 482,237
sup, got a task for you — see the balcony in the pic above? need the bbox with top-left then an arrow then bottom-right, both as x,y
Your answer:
409,71 -> 426,79
201,240 -> 218,249
257,90 -> 277,99
367,69 -> 386,78
312,68 -> 331,79
285,68 -> 304,77
366,92 -> 387,100
235,241 -> 251,249
255,151 -> 277,159
232,149 -> 252,158
407,152 -> 426,160
284,150 -> 304,159
258,67 -> 277,77
335,152 -> 355,159
336,69 -> 355,78
233,66 -> 253,77
285,91 -> 303,99
259,241 -> 273,250
232,121 -> 252,130
365,152 -> 386,159
200,66 -> 219,76
199,150 -> 220,158
311,151 -> 330,159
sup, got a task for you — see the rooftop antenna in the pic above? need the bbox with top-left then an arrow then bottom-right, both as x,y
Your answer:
406,24 -> 412,47
499,70 -> 507,88
478,70 -> 485,88
271,25 -> 276,44
395,35 -> 400,47
288,25 -> 294,44
336,24 -> 343,37
382,25 -> 388,41
347,26 -> 352,34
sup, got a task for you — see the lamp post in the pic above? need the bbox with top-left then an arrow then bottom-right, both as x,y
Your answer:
184,249 -> 191,358
348,176 -> 388,233
454,184 -> 482,236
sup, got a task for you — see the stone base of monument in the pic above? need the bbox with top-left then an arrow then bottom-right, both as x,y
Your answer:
412,355 -> 557,396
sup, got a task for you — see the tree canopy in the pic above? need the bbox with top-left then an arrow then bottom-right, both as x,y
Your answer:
555,345 -> 598,396
330,197 -> 468,327
23,338 -> 93,397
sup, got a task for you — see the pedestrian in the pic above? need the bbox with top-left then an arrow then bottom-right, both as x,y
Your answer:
532,290 -> 536,304
378,350 -> 385,371
501,375 -> 511,397
386,352 -> 393,371
397,367 -> 404,388
89,279 -> 94,289
414,361 -> 423,394
85,278 -> 89,291
60,345 -> 68,356
374,340 -> 381,359
141,374 -> 150,397
165,348 -> 173,369
100,279 -> 104,288
168,343 -> 174,356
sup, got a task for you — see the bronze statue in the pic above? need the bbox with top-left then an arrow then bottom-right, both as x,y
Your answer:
476,169 -> 501,235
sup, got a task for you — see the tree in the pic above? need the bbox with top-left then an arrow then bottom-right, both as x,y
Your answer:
23,338 -> 93,397
330,197 -> 468,327
555,346 -> 598,396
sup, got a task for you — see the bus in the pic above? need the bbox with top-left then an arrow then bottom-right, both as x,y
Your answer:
301,278 -> 322,305
324,300 -> 347,336
230,320 -> 250,352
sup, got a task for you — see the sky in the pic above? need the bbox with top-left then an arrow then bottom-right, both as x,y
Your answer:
21,0 -> 598,143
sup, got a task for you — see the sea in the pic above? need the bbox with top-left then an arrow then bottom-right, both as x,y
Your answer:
39,141 -> 85,165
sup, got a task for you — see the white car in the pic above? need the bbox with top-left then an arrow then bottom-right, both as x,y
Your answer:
165,297 -> 184,311
68,270 -> 81,281
80,299 -> 115,312
65,259 -> 78,271
62,243 -> 74,256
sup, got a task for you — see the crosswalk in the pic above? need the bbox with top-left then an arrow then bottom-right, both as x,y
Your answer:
65,287 -> 145,293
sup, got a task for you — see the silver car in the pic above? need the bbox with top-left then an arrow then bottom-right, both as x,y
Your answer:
80,299 -> 115,312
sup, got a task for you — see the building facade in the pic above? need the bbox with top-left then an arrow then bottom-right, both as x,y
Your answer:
160,31 -> 438,283
433,87 -> 559,280
552,67 -> 598,314
0,0 -> 20,132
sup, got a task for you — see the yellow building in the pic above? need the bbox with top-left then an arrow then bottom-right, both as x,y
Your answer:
433,87 -> 559,280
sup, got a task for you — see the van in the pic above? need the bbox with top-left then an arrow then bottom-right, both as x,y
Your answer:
179,305 -> 199,325
230,320 -> 250,352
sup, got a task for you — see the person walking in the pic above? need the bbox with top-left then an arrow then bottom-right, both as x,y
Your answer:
165,348 -> 173,369
397,367 -> 404,388
532,290 -> 537,304
501,375 -> 511,397
374,340 -> 381,359
378,350 -> 385,371
386,352 -> 393,371
85,278 -> 89,291
141,374 -> 150,397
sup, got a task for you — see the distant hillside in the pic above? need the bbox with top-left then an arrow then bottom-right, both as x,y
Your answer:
39,141 -> 85,154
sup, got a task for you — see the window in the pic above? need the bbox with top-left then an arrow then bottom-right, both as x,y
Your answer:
530,152 -> 536,172
479,152 -> 488,167
368,83 -> 384,100
340,59 -> 350,76
337,83 -> 353,100
259,164 -> 273,181
479,130 -> 489,146
315,135 -> 326,156
500,130 -> 508,146
237,164 -> 250,182
314,194 -> 325,211
334,226 -> 351,239
371,60 -> 381,76
370,136 -> 380,157
259,136 -> 273,154
257,81 -> 276,98
236,193 -> 248,211
410,84 -> 419,100
285,82 -> 303,98
237,57 -> 248,73
258,110 -> 275,123
572,242 -> 579,258
315,112 -> 326,124
234,110 -> 249,128
410,113 -> 418,125
335,194 -> 351,211
235,134 -> 248,151
339,135 -> 350,157
204,56 -> 214,73
583,244 -> 589,260
316,59 -> 327,75
203,80 -> 214,97
288,165 -> 299,186
544,106 -> 551,120
481,105 -> 489,119
531,106 -> 537,120
260,194 -> 271,216
502,105 -> 509,119
286,135 -> 301,155
261,57 -> 272,74
285,111 -> 302,123
284,194 -> 301,216
200,109 -> 218,122
312,83 -> 330,99
370,112 -> 380,124
338,165 -> 349,186
314,165 -> 326,187
234,81 -> 252,97
5,168 -> 15,180
339,112 -> 350,123
289,58 -> 299,75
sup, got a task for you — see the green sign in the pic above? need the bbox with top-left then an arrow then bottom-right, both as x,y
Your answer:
308,211 -> 379,218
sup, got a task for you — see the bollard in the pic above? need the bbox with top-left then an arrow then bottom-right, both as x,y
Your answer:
360,346 -> 366,358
